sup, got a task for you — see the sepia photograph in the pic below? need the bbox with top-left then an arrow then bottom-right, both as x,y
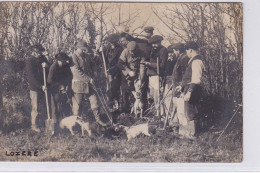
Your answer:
0,1 -> 242,162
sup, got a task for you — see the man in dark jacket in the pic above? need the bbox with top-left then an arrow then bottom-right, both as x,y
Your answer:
26,43 -> 49,132
47,52 -> 72,122
142,35 -> 168,117
104,33 -> 124,117
164,43 -> 189,130
117,41 -> 146,114
172,43 -> 189,94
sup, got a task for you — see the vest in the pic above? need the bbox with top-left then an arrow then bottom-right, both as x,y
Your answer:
182,55 -> 202,86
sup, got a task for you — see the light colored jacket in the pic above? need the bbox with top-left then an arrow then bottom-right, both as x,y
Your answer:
70,52 -> 93,94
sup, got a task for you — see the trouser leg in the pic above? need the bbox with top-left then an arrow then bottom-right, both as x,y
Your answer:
121,89 -> 131,113
89,93 -> 107,126
72,93 -> 83,116
30,90 -> 39,126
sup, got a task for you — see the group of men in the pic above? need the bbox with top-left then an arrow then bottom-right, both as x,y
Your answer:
25,25 -> 204,139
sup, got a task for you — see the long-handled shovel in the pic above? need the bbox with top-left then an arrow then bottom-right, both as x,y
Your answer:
156,56 -> 161,118
43,65 -> 54,135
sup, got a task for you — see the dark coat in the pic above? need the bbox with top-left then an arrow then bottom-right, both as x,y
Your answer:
172,53 -> 189,87
47,61 -> 72,91
146,46 -> 168,77
26,55 -> 49,92
104,44 -> 124,77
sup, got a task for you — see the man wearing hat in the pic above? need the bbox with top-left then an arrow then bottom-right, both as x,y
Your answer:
104,33 -> 124,119
142,35 -> 168,117
165,43 -> 189,131
172,43 -> 189,93
175,41 -> 205,139
47,52 -> 72,123
26,43 -> 49,132
70,39 -> 107,126
117,41 -> 146,114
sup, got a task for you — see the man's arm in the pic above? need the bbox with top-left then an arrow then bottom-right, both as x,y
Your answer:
47,62 -> 57,85
117,49 -> 131,75
70,55 -> 92,82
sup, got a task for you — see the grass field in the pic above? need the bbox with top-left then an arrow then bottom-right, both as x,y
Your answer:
0,117 -> 242,162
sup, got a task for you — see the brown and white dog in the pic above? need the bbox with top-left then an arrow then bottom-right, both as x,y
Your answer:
131,79 -> 144,118
117,123 -> 151,141
59,115 -> 91,136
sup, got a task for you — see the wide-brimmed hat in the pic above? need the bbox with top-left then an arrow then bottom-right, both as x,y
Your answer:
55,52 -> 70,63
31,43 -> 45,52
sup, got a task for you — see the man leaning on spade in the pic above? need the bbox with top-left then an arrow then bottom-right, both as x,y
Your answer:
26,43 -> 49,132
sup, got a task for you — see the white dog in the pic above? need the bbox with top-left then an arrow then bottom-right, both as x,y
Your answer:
119,123 -> 151,141
131,79 -> 144,118
59,115 -> 91,136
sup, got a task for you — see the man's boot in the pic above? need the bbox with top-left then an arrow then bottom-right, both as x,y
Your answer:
92,108 -> 107,127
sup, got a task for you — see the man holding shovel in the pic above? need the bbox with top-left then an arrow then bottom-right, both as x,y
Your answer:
26,43 -> 49,133
142,35 -> 168,118
70,39 -> 107,127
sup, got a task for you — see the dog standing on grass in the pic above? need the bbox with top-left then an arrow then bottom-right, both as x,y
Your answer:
131,79 -> 144,118
59,115 -> 91,136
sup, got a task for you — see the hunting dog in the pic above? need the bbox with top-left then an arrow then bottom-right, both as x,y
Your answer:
117,123 -> 151,141
59,115 -> 91,136
131,79 -> 144,118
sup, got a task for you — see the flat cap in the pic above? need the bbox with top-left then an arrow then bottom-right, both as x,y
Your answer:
144,26 -> 154,33
172,43 -> 185,50
148,35 -> 163,44
185,41 -> 199,50
55,52 -> 70,63
31,43 -> 45,52
127,41 -> 137,51
76,39 -> 88,49
118,25 -> 130,34
107,33 -> 121,43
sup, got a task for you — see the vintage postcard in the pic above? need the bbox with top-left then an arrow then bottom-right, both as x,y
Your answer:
0,2 -> 242,162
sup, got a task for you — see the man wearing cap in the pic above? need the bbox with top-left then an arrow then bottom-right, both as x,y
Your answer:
70,39 -> 106,126
26,43 -> 49,132
142,35 -> 168,117
47,52 -> 72,123
175,41 -> 205,139
165,43 -> 189,130
104,33 -> 124,119
172,43 -> 190,94
117,41 -> 146,114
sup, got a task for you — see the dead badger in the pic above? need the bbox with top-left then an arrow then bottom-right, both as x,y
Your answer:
59,115 -> 91,136
116,122 -> 151,141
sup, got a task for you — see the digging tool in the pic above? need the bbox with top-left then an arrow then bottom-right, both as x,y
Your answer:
217,104 -> 242,141
90,82 -> 113,126
42,64 -> 54,135
156,56 -> 161,118
163,88 -> 175,130
144,83 -> 174,117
